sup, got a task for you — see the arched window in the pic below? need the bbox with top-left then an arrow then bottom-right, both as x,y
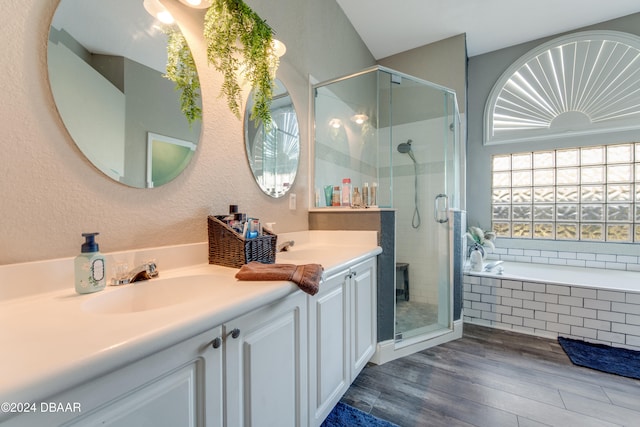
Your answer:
485,31 -> 640,145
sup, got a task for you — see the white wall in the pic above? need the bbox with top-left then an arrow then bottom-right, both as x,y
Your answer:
392,118 -> 450,305
0,0 -> 375,265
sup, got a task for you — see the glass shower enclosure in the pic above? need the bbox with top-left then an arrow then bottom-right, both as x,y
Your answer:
313,66 -> 461,352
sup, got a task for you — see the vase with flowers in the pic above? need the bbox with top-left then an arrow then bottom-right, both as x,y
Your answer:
465,226 -> 496,271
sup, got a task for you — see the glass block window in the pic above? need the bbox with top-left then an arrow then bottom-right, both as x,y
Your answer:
492,143 -> 640,243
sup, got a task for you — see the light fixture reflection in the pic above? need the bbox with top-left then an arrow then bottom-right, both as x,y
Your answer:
271,39 -> 287,58
178,0 -> 213,8
351,114 -> 368,125
328,118 -> 342,129
143,0 -> 174,24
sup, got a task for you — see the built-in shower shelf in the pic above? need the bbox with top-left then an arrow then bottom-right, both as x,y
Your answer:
308,207 -> 395,212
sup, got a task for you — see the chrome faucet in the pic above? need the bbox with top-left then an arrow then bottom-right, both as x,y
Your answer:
277,240 -> 295,252
111,260 -> 159,285
484,260 -> 504,274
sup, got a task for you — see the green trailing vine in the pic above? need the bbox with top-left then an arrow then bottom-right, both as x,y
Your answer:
164,27 -> 202,126
204,0 -> 278,126
161,1 -> 279,127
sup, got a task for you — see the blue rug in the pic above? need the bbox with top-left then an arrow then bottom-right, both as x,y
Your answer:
322,402 -> 399,427
558,337 -> 640,380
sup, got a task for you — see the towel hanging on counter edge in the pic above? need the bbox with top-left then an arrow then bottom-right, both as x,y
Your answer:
235,261 -> 324,295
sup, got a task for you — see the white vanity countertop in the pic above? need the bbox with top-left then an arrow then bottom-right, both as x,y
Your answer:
0,230 -> 381,413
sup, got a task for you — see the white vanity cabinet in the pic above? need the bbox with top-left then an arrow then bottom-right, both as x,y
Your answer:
308,257 -> 377,426
308,265 -> 349,425
5,326 -> 224,427
0,233 -> 381,427
5,291 -> 307,427
68,327 -> 224,427
349,258 -> 377,375
224,290 -> 308,427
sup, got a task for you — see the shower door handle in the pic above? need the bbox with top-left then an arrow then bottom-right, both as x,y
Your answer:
434,194 -> 449,223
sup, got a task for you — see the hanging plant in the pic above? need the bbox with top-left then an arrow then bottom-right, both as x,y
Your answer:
164,27 -> 202,126
204,0 -> 279,126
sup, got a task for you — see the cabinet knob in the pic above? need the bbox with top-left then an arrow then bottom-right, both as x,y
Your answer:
211,337 -> 222,349
230,328 -> 241,339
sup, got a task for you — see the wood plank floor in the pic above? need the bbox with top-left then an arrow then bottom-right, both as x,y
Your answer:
342,323 -> 640,427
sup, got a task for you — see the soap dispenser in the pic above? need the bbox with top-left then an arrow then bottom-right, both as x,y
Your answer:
75,232 -> 106,294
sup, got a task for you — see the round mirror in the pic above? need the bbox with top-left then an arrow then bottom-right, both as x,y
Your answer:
244,79 -> 300,198
47,0 -> 202,188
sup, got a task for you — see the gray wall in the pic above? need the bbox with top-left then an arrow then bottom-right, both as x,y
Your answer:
378,34 -> 467,114
467,13 -> 640,237
122,58 -> 199,188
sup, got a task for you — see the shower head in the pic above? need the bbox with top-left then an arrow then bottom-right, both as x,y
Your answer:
397,139 -> 416,163
397,139 -> 413,154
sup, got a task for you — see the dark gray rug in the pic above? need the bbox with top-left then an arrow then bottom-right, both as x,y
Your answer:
558,337 -> 640,380
322,402 -> 399,427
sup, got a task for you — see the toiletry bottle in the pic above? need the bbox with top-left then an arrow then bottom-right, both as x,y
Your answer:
370,182 -> 378,206
231,212 -> 246,234
332,186 -> 341,206
247,219 -> 260,238
75,232 -> 106,294
363,182 -> 369,207
224,204 -> 239,223
324,185 -> 333,207
352,187 -> 362,207
341,178 -> 352,206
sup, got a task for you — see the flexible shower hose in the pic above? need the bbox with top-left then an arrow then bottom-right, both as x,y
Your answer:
412,162 -> 421,228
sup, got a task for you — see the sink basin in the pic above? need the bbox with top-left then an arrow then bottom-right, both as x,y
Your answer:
82,275 -> 221,314
276,247 -> 325,262
276,251 -> 316,261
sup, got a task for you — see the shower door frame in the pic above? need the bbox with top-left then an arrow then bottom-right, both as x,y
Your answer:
382,67 -> 457,351
310,66 -> 463,364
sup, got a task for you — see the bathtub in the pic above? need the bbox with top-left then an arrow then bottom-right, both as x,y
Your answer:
472,261 -> 640,292
463,261 -> 640,350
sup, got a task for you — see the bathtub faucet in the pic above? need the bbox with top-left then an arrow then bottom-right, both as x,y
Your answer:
484,260 -> 504,274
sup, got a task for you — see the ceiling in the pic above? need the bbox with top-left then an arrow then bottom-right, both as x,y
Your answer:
336,0 -> 640,59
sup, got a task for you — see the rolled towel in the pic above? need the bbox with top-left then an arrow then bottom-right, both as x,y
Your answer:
235,261 -> 324,295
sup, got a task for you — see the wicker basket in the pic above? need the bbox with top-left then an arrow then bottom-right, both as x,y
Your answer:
207,215 -> 277,268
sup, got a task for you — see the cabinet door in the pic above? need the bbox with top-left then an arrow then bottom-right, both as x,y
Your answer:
350,258 -> 376,378
225,291 -> 307,427
5,327 -> 224,427
67,326 -> 224,427
308,268 -> 350,426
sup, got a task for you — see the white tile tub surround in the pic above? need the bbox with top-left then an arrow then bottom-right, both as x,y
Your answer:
489,246 -> 640,272
463,262 -> 640,351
